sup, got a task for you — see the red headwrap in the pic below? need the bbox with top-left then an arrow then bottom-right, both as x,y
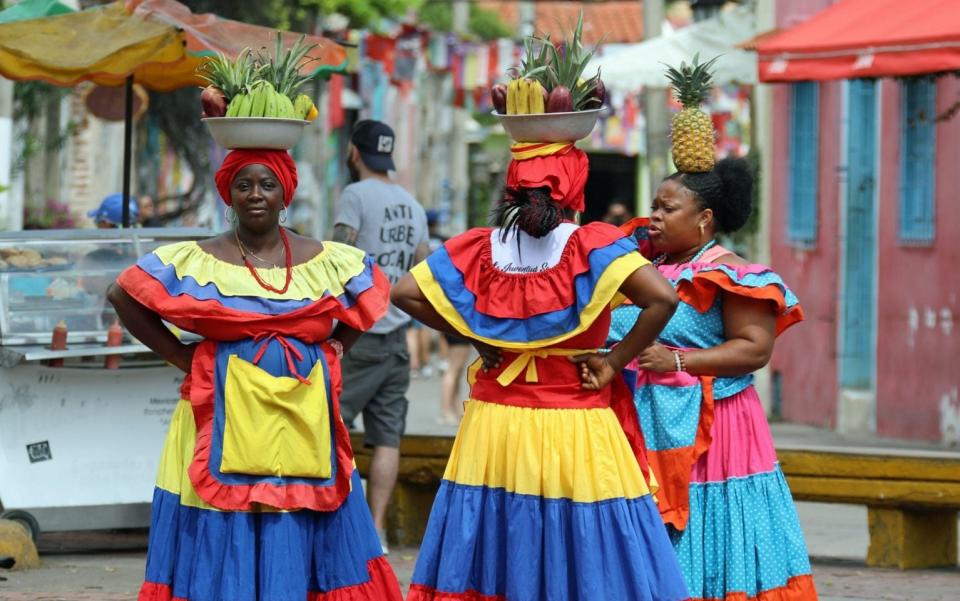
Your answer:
505,146 -> 589,212
214,149 -> 299,207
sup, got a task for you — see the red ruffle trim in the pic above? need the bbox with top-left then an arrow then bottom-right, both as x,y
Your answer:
116,264 -> 390,342
445,222 -> 630,318
407,584 -> 505,601
618,216 -> 659,260
673,271 -> 805,337
693,574 -> 818,601
186,341 -> 355,512
138,557 -> 402,601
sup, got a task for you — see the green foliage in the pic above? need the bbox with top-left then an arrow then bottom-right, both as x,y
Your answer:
181,0 -> 420,30
12,82 -> 77,177
418,2 -> 513,40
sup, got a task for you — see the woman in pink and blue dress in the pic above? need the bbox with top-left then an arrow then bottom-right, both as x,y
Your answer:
610,157 -> 817,601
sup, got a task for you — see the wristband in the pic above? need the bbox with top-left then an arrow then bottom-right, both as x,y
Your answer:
327,338 -> 344,359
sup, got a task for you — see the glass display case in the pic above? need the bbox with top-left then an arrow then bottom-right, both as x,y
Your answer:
0,228 -> 211,534
0,228 -> 209,356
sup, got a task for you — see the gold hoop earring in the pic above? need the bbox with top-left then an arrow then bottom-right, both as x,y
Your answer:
699,223 -> 705,238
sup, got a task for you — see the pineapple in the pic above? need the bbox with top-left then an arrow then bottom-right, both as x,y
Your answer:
197,48 -> 259,99
259,32 -> 321,98
664,54 -> 719,173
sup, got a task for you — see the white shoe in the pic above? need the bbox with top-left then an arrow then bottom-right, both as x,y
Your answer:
420,365 -> 435,378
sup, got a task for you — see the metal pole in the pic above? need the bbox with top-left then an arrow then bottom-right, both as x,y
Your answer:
642,0 -> 669,212
122,74 -> 134,228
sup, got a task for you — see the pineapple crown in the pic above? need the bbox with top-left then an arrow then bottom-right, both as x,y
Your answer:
196,33 -> 322,99
664,53 -> 719,109
514,10 -> 603,110
258,32 -> 322,98
197,48 -> 259,98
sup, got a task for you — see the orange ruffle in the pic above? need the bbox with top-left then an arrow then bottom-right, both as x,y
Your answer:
674,271 -> 805,337
693,574 -> 818,601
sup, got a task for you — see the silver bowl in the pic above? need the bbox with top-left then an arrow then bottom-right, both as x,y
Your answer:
203,117 -> 309,150
494,109 -> 602,143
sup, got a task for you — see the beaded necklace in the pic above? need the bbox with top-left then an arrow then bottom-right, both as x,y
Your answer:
653,239 -> 717,266
235,227 -> 293,294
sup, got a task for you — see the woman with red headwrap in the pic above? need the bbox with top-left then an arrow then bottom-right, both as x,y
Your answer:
391,144 -> 691,601
108,149 -> 403,600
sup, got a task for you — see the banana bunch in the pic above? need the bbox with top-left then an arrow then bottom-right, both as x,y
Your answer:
226,82 -> 297,118
506,78 -> 547,115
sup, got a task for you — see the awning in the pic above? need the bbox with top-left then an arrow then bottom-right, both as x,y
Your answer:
587,3 -> 757,91
756,0 -> 960,82
127,0 -> 348,92
0,0 -> 348,92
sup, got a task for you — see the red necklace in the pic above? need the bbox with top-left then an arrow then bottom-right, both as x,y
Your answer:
236,227 -> 293,294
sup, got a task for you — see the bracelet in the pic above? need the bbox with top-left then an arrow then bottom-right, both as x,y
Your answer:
327,338 -> 344,359
672,350 -> 683,372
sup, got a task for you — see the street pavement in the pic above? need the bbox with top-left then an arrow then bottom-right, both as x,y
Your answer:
1,361 -> 959,600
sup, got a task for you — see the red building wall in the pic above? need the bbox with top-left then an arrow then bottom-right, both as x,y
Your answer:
875,77 -> 960,442
769,81 -> 842,429
768,0 -> 960,442
767,0 -> 844,429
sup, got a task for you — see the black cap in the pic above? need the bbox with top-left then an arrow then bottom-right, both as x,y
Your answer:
351,120 -> 396,172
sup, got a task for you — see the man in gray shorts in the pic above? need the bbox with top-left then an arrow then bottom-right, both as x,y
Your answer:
333,120 -> 428,553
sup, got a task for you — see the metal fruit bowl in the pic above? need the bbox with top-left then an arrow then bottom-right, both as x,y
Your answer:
203,117 -> 309,150
494,108 -> 602,143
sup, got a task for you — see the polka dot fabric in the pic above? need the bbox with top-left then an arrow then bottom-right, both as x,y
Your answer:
608,259 -> 817,601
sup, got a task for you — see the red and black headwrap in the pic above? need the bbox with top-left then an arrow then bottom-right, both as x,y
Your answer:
214,149 -> 299,207
505,143 -> 589,212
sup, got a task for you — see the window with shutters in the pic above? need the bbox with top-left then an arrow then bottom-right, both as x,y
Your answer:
899,78 -> 936,244
787,82 -> 819,247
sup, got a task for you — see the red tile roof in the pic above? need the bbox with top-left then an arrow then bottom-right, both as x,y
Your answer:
478,1 -> 645,45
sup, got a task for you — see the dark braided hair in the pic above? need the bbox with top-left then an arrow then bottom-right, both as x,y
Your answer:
491,186 -> 563,241
667,157 -> 754,234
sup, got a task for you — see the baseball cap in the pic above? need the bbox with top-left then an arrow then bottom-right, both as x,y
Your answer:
88,193 -> 139,225
351,120 -> 396,172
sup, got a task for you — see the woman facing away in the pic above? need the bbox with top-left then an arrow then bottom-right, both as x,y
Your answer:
108,149 -> 403,601
391,143 -> 692,601
609,157 -> 817,601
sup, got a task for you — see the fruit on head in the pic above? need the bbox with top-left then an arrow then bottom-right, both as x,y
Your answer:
506,78 -> 547,115
546,86 -> 572,113
293,94 -> 314,120
664,54 -> 719,173
200,85 -> 227,118
490,84 -> 507,114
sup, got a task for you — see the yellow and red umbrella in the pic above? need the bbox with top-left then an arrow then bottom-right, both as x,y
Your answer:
0,0 -> 346,225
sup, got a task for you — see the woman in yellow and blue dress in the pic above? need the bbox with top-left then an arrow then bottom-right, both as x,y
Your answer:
392,143 -> 691,601
108,149 -> 403,601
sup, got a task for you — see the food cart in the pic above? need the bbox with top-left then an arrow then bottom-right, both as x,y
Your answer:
0,227 -> 209,538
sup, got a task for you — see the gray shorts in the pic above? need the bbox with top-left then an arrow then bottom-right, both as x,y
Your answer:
339,328 -> 410,448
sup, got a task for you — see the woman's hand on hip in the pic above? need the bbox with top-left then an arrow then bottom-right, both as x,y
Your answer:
570,353 -> 617,390
473,340 -> 503,371
636,342 -> 676,373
